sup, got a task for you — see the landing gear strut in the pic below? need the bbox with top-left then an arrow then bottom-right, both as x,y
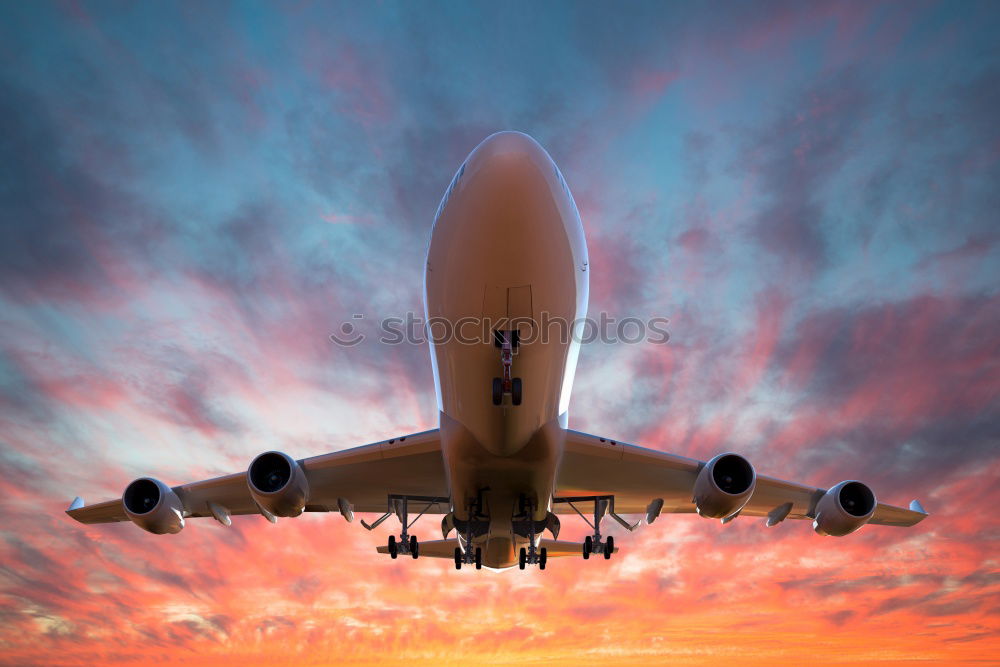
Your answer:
515,496 -> 548,570
552,495 -> 638,560
361,494 -> 449,560
454,491 -> 488,570
492,330 -> 522,406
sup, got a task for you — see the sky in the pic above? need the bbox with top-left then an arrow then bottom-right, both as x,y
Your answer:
0,1 -> 998,665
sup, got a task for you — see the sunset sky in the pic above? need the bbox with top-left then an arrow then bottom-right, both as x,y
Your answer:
1,1 -> 998,665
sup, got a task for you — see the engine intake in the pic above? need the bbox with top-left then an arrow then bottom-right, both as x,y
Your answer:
693,453 -> 756,519
122,477 -> 185,534
813,480 -> 876,536
247,451 -> 309,517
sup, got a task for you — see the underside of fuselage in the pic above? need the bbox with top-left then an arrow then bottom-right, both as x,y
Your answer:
440,412 -> 566,568
425,131 -> 589,569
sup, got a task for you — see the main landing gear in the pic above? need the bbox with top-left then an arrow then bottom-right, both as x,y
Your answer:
387,534 -> 418,559
518,545 -> 547,570
454,544 -> 482,570
492,330 -> 523,406
552,495 -> 640,560
361,494 -> 449,560
454,492 -> 488,570
514,495 -> 548,570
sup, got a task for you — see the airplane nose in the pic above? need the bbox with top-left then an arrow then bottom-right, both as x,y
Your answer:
465,131 -> 552,177
475,131 -> 545,157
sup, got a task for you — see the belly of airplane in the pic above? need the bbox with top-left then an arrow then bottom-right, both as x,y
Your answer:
424,131 -> 589,568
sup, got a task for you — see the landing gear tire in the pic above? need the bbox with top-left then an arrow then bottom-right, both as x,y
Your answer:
388,535 -> 398,559
604,535 -> 614,560
518,547 -> 527,570
491,377 -> 503,406
410,535 -> 419,559
454,547 -> 462,570
475,547 -> 482,570
583,535 -> 592,559
511,378 -> 523,406
539,547 -> 548,570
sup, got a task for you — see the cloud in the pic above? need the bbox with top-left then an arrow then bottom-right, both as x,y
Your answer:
825,609 -> 855,626
0,81 -> 159,303
739,68 -> 870,272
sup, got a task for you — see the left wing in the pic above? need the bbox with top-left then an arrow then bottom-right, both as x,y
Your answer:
555,430 -> 928,528
67,429 -> 450,526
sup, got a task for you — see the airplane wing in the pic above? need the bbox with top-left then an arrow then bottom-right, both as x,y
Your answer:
554,430 -> 928,528
67,429 -> 450,526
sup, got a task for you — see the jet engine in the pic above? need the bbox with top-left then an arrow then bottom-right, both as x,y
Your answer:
813,480 -> 876,536
693,453 -> 756,519
247,451 -> 309,517
122,477 -> 185,534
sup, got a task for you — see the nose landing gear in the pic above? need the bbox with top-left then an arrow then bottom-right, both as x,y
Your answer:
492,330 -> 522,406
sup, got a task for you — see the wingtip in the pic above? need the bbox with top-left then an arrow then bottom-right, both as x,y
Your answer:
67,497 -> 84,512
909,499 -> 927,515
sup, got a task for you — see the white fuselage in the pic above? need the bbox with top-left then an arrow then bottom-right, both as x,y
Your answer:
424,132 -> 589,568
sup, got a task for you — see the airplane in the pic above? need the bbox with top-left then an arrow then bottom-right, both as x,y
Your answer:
67,131 -> 928,570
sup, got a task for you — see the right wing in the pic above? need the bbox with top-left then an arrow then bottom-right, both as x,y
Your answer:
67,429 -> 450,525
555,430 -> 928,527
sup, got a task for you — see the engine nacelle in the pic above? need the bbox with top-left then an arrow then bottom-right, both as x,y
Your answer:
693,453 -> 756,519
122,477 -> 185,534
247,451 -> 309,517
813,480 -> 876,536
